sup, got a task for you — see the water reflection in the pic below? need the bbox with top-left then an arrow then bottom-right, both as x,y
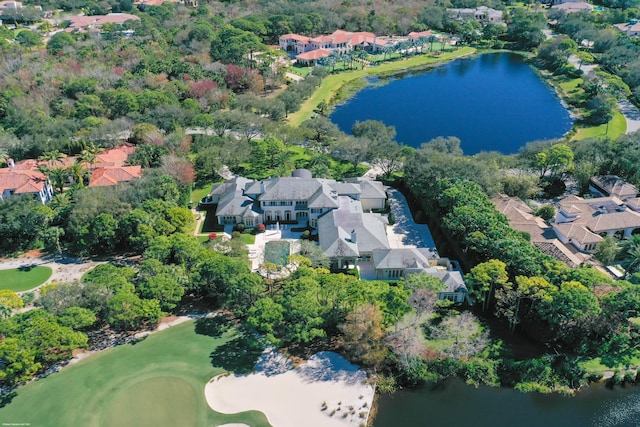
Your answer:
330,53 -> 573,155
373,379 -> 640,427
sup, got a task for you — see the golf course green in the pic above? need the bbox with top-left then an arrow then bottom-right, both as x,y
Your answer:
0,266 -> 52,292
0,317 -> 271,427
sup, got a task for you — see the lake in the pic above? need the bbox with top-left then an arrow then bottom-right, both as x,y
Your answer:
373,379 -> 640,427
329,52 -> 573,155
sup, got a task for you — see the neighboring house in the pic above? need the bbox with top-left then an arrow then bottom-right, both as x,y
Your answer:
492,194 -> 585,267
553,195 -> 640,253
447,6 -> 504,25
550,1 -> 594,12
279,30 -> 402,65
0,144 -> 139,196
204,169 -> 387,228
0,159 -> 54,204
317,196 -> 390,269
589,175 -> 639,200
65,13 -> 140,32
88,165 -> 142,187
614,20 -> 640,37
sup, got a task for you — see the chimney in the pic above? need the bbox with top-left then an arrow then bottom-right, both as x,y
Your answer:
351,229 -> 357,243
7,158 -> 15,170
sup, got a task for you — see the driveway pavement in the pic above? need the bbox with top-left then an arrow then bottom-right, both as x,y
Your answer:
386,188 -> 436,250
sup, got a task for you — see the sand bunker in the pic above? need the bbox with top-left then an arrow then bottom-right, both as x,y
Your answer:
205,350 -> 374,427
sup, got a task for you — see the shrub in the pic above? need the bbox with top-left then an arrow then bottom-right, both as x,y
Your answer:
231,231 -> 241,239
208,233 -> 218,240
388,211 -> 395,225
234,223 -> 245,233
256,223 -> 266,232
301,230 -> 311,240
535,205 -> 555,221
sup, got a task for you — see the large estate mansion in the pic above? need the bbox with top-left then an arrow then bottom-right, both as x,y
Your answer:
205,170 -> 469,303
279,29 -> 434,66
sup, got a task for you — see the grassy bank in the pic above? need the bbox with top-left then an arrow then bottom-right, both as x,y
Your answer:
288,47 -> 476,126
0,318 -> 270,427
572,111 -> 626,140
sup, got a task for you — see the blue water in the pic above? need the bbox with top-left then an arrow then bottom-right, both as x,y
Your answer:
330,53 -> 573,155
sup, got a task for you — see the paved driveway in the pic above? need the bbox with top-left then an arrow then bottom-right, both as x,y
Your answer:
386,188 -> 436,250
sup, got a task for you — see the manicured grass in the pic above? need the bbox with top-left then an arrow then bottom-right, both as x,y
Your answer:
579,354 -> 640,375
288,47 -> 476,126
238,233 -> 256,245
572,111 -> 626,141
191,181 -> 215,205
0,266 -> 52,292
0,318 -> 271,427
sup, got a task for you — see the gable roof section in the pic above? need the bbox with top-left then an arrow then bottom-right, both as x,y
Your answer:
554,222 -> 603,244
318,196 -> 389,256
0,168 -> 48,195
88,165 -> 142,187
372,247 -> 437,270
296,49 -> 331,61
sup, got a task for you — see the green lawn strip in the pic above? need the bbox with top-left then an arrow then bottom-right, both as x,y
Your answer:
573,111 -> 626,140
288,47 -> 476,126
579,354 -> 640,376
0,266 -> 52,292
0,320 -> 271,427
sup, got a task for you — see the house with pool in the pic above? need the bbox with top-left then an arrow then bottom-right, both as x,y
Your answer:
204,169 -> 469,303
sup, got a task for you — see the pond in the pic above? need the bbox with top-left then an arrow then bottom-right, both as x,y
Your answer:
329,53 -> 573,155
373,379 -> 640,427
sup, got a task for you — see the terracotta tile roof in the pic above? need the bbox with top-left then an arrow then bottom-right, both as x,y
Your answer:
296,49 -> 331,61
66,13 -> 140,31
88,165 -> 142,187
95,144 -> 136,167
280,33 -> 311,43
408,31 -> 433,39
0,168 -> 48,195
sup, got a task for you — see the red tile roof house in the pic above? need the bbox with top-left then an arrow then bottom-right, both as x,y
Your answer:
88,165 -> 142,187
0,159 -> 54,204
279,30 -> 401,66
65,13 -> 140,33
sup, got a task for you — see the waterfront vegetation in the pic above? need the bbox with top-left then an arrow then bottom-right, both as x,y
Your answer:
2,0 -> 640,415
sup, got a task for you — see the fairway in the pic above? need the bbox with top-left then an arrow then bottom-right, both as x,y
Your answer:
0,318 -> 271,427
0,266 -> 52,292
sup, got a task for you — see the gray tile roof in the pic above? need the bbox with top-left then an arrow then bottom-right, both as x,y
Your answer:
372,248 -> 437,270
318,196 -> 389,257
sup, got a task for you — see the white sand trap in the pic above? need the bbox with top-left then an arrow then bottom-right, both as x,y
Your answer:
217,424 -> 250,427
205,350 -> 374,427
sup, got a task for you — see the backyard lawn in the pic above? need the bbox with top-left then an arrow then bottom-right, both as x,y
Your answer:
572,111 -> 626,141
0,318 -> 271,427
0,266 -> 52,292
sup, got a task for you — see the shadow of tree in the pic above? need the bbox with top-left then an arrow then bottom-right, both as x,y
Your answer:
210,334 -> 263,375
195,316 -> 231,338
0,391 -> 16,408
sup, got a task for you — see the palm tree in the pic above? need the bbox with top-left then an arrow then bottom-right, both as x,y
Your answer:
0,148 -> 9,166
77,149 -> 97,170
427,35 -> 438,52
620,235 -> 640,275
39,149 -> 64,167
47,167 -> 69,193
66,162 -> 88,187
